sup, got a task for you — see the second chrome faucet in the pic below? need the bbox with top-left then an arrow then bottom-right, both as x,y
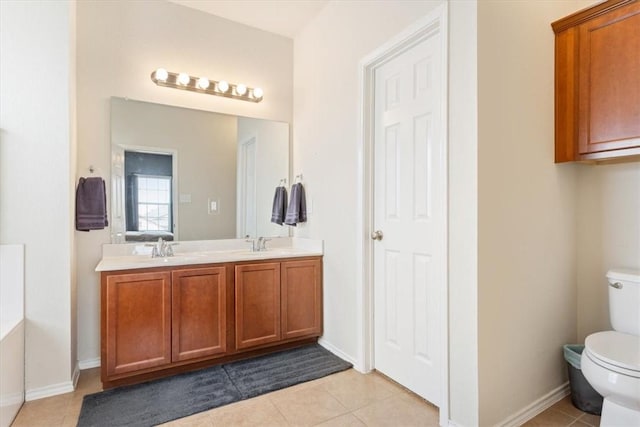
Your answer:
246,236 -> 271,252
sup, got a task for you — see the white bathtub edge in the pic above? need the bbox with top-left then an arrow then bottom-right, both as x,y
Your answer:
0,320 -> 24,427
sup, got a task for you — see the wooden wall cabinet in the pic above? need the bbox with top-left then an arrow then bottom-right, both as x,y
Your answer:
552,0 -> 640,162
101,257 -> 322,388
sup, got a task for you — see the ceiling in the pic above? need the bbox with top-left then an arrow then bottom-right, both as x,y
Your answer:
167,0 -> 329,38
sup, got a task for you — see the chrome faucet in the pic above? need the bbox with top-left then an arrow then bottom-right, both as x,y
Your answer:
257,237 -> 271,251
145,237 -> 177,258
245,237 -> 271,252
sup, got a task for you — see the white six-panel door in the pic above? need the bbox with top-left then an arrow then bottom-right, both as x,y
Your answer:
373,32 -> 445,406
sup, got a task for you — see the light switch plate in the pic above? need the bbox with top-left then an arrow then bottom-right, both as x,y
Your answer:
208,198 -> 220,215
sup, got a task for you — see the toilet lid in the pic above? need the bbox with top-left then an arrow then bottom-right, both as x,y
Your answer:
585,331 -> 640,376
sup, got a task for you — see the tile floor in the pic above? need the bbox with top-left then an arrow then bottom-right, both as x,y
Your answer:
522,398 -> 600,427
10,368 -> 599,426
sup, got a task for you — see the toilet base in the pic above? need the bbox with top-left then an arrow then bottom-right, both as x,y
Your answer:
601,397 -> 640,427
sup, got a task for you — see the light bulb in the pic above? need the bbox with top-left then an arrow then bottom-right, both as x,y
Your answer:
236,84 -> 247,96
196,77 -> 210,90
252,87 -> 264,99
155,68 -> 168,81
177,73 -> 190,86
217,80 -> 229,93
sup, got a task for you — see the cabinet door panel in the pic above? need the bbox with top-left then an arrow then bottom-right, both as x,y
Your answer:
578,2 -> 640,154
172,267 -> 226,362
104,272 -> 171,376
235,263 -> 281,349
281,259 -> 323,339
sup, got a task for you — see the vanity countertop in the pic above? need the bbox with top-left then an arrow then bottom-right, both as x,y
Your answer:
95,237 -> 323,272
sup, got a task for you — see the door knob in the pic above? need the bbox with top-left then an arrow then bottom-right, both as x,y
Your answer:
371,230 -> 384,241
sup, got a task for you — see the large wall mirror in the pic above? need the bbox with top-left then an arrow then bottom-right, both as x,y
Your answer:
110,97 -> 290,242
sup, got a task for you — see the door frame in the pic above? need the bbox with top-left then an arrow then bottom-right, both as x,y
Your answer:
237,134 -> 258,238
355,4 -> 449,425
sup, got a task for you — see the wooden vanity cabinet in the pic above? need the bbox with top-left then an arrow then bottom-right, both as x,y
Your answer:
552,0 -> 640,162
281,259 -> 322,340
102,265 -> 231,384
102,271 -> 172,377
235,262 -> 281,349
234,258 -> 323,350
171,266 -> 228,362
101,256 -> 322,388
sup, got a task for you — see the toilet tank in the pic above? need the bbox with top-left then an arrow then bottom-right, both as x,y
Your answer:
607,269 -> 640,335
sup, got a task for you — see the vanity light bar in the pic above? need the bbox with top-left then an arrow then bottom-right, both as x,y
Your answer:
150,68 -> 264,103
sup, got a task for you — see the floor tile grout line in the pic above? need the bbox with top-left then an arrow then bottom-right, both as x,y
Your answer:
265,392 -> 295,426
351,408 -> 370,426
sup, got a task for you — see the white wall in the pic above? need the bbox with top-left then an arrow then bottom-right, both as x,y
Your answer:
76,0 -> 293,365
477,1 -> 593,425
577,162 -> 640,340
0,0 -> 77,398
293,1 -> 480,425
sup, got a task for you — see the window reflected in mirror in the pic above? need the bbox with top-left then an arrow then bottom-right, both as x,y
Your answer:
124,151 -> 175,242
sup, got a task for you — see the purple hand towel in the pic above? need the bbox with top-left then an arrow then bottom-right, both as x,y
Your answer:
284,183 -> 307,226
76,177 -> 108,231
271,186 -> 288,225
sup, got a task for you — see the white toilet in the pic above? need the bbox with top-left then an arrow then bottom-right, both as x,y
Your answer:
581,269 -> 640,426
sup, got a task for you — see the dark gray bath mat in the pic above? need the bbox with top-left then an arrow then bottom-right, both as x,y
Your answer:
77,344 -> 352,427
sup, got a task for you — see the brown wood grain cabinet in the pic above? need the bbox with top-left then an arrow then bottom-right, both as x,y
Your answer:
235,262 -> 282,349
101,256 -> 322,388
103,271 -> 172,377
281,259 -> 322,340
172,266 -> 227,362
234,259 -> 323,350
552,0 -> 640,162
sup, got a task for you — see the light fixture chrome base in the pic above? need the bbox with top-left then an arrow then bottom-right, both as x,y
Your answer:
151,69 -> 263,103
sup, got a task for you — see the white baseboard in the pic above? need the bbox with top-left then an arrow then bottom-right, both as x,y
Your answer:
318,338 -> 359,370
25,363 -> 82,402
25,380 -> 75,401
72,362 -> 80,389
78,357 -> 101,370
499,382 -> 570,427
